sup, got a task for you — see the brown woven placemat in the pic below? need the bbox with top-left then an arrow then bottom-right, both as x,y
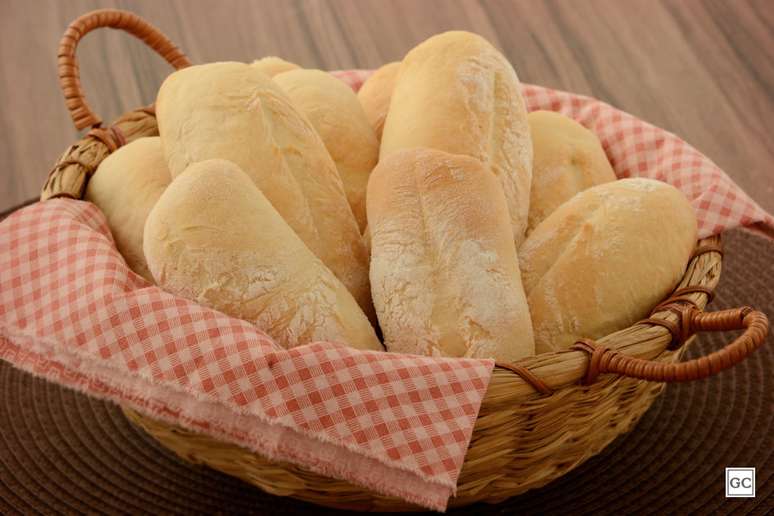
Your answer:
0,203 -> 771,515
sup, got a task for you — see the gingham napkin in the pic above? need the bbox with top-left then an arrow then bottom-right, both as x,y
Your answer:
1,71 -> 772,512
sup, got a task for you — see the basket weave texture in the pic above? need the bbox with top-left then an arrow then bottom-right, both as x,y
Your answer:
40,9 -> 768,511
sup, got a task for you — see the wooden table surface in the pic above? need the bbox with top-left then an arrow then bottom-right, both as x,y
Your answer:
1,0 -> 772,213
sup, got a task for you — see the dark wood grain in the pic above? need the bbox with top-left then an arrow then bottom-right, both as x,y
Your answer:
0,0 -> 772,213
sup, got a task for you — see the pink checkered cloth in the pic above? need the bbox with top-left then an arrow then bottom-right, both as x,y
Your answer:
1,70 -> 773,512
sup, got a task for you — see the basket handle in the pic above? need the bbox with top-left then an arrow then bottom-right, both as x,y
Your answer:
58,8 -> 192,130
572,306 -> 769,384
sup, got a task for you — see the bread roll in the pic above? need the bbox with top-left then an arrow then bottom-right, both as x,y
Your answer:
251,56 -> 300,77
144,159 -> 381,352
274,69 -> 378,231
156,62 -> 372,317
368,148 -> 534,362
526,110 -> 616,235
519,178 -> 697,354
85,137 -> 170,282
357,61 -> 400,141
380,31 -> 532,246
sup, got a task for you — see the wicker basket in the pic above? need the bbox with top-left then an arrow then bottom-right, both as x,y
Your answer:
42,10 -> 769,512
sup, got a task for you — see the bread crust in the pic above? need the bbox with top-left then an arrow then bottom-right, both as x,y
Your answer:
251,56 -> 300,77
357,61 -> 400,142
274,69 -> 378,231
519,178 -> 698,353
368,148 -> 534,361
156,62 -> 372,317
380,31 -> 533,246
85,136 -> 170,282
143,159 -> 382,351
526,110 -> 616,235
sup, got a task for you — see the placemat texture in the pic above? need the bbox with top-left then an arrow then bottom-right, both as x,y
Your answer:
0,223 -> 770,515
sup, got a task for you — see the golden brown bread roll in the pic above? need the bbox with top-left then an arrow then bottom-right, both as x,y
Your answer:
357,61 -> 400,142
274,69 -> 378,231
85,137 -> 170,282
526,110 -> 617,235
251,56 -> 300,76
380,31 -> 533,246
156,62 -> 372,317
144,159 -> 382,352
519,178 -> 697,353
368,148 -> 534,362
